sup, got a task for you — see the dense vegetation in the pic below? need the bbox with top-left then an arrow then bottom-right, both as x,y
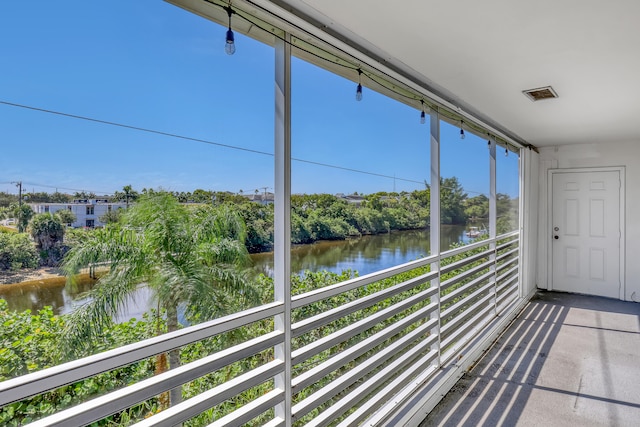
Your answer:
0,180 -> 518,266
0,231 -> 39,271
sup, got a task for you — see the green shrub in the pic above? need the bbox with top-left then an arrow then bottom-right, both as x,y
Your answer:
0,232 -> 38,271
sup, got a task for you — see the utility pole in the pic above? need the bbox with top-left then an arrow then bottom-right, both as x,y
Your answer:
16,181 -> 22,208
11,181 -> 23,231
260,186 -> 271,203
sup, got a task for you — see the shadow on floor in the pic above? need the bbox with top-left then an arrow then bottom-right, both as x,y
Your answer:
421,291 -> 640,427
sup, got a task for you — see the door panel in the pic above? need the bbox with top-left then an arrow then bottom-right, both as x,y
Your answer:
551,171 -> 620,298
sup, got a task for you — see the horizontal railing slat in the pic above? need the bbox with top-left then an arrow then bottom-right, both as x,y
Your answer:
0,302 -> 283,407
293,307 -> 438,392
131,360 -> 284,427
292,270 -> 437,338
292,320 -> 437,420
497,264 -> 519,284
440,259 -> 493,292
292,255 -> 436,309
440,238 -> 491,259
441,292 -> 494,340
496,255 -> 519,273
441,298 -> 495,352
497,272 -> 519,292
496,239 -> 518,252
291,286 -> 438,365
496,230 -> 519,241
440,248 -> 491,275
440,270 -> 495,307
441,303 -> 495,366
498,291 -> 519,314
306,343 -> 438,427
337,350 -> 439,427
262,418 -> 286,427
441,281 -> 494,322
206,388 -> 284,427
496,246 -> 519,262
498,284 -> 518,302
28,332 -> 283,427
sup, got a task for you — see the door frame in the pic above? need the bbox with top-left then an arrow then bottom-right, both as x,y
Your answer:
547,166 -> 626,300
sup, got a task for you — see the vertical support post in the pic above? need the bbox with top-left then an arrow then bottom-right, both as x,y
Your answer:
429,111 -> 441,367
489,138 -> 497,313
274,34 -> 292,425
517,148 -> 524,298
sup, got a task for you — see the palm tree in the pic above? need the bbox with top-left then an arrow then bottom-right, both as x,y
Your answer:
29,212 -> 64,248
62,191 -> 258,406
113,184 -> 139,208
54,209 -> 76,227
30,213 -> 67,267
6,203 -> 34,232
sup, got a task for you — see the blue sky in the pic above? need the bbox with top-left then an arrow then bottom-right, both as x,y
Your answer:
0,0 -> 519,198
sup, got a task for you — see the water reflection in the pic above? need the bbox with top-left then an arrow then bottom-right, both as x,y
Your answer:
251,225 -> 471,277
0,225 -> 472,315
0,274 -> 152,320
0,276 -> 94,314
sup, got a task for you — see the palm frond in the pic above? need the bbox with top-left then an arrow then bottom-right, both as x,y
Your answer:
61,191 -> 258,357
62,268 -> 141,357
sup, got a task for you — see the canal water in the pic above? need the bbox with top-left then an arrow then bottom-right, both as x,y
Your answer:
251,224 -> 472,277
0,225 -> 473,316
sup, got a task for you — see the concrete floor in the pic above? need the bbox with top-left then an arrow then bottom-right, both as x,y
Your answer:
421,291 -> 640,427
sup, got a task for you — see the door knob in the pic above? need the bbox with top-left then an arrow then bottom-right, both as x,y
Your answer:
554,235 -> 559,240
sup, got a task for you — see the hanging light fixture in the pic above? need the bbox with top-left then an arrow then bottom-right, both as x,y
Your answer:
355,69 -> 363,101
224,5 -> 236,55
460,120 -> 465,139
505,145 -> 509,157
420,100 -> 426,124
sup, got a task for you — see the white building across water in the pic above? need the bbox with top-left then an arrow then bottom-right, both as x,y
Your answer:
30,199 -> 128,228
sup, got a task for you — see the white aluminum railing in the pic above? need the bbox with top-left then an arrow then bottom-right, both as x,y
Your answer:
0,231 -> 521,426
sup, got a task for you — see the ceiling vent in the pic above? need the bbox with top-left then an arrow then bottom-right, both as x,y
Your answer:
523,86 -> 558,101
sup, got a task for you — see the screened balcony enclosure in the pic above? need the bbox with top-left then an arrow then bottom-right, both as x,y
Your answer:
1,0 -> 639,426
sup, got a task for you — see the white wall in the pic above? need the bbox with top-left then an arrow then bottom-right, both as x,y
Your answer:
537,141 -> 640,302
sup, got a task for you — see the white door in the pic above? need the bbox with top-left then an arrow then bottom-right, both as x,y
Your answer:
551,170 -> 621,298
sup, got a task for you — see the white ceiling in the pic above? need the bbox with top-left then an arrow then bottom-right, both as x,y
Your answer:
276,0 -> 640,148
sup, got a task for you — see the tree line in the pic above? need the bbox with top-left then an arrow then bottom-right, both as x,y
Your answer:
0,178 -> 518,271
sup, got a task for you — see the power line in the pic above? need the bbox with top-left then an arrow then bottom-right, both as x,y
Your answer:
20,181 -> 113,195
0,180 -> 113,196
0,99 -> 426,186
0,100 -> 273,158
0,101 -> 491,196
